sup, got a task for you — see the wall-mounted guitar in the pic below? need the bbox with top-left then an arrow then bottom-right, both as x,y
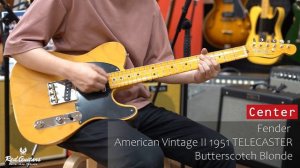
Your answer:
246,0 -> 285,65
285,0 -> 300,63
10,41 -> 296,145
203,0 -> 250,49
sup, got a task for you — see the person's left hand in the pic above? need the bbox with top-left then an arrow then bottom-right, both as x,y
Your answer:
193,48 -> 220,83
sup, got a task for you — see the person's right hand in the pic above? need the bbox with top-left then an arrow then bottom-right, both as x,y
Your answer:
65,62 -> 108,93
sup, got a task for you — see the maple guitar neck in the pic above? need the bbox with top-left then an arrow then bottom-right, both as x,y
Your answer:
109,46 -> 248,89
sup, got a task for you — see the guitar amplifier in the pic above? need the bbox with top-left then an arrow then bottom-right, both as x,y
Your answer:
0,78 -> 67,166
270,65 -> 300,94
187,72 -> 269,130
218,85 -> 300,168
143,82 -> 181,114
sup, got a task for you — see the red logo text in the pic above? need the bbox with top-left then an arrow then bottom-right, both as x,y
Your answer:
246,104 -> 298,120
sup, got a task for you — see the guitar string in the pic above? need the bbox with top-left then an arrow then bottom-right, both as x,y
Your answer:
109,47 -> 249,87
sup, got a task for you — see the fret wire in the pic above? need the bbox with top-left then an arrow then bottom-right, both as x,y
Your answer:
233,48 -> 237,60
111,56 -> 200,86
110,46 -> 248,88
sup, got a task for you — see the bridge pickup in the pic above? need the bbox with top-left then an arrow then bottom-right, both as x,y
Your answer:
222,12 -> 234,18
48,80 -> 78,105
34,111 -> 82,130
222,30 -> 233,35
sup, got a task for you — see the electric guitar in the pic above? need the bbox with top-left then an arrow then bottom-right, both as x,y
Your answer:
285,0 -> 300,63
246,0 -> 285,65
10,41 -> 296,145
203,0 -> 250,49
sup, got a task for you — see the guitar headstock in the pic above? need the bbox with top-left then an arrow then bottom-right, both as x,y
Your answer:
246,40 -> 297,59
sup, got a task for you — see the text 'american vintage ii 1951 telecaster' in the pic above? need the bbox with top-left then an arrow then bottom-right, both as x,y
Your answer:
203,0 -> 250,49
246,0 -> 285,65
10,42 -> 296,145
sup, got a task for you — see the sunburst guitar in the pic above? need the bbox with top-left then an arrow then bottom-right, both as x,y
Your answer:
203,0 -> 250,49
246,0 -> 285,65
10,42 -> 296,145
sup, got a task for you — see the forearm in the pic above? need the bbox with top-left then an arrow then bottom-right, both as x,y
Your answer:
154,70 -> 197,84
12,48 -> 73,79
12,48 -> 108,93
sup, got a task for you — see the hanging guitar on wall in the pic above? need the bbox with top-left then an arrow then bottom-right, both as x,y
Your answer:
246,0 -> 285,65
203,0 -> 250,49
285,0 -> 300,64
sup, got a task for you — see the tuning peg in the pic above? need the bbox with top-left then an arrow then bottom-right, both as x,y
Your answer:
266,40 -> 270,47
272,39 -> 277,43
252,38 -> 256,47
287,40 -> 291,48
271,48 -> 275,52
260,38 -> 264,42
279,40 -> 284,44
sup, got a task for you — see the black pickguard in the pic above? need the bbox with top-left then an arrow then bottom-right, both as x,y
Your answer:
222,0 -> 247,18
75,62 -> 136,124
256,9 -> 279,40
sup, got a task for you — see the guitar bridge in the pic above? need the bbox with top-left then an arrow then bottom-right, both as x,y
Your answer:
222,30 -> 233,35
48,80 -> 78,105
222,12 -> 234,18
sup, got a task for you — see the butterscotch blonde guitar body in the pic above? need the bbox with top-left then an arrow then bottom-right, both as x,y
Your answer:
203,0 -> 250,49
246,6 -> 285,65
10,42 -> 136,145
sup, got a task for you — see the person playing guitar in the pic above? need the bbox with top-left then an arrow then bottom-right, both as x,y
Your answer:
4,0 -> 235,167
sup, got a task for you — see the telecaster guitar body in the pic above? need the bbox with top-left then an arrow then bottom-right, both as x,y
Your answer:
10,42 -> 137,145
285,1 -> 300,63
10,42 -> 296,145
203,0 -> 250,49
246,0 -> 285,65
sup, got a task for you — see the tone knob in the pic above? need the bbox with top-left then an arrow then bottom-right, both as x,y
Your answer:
55,116 -> 64,124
